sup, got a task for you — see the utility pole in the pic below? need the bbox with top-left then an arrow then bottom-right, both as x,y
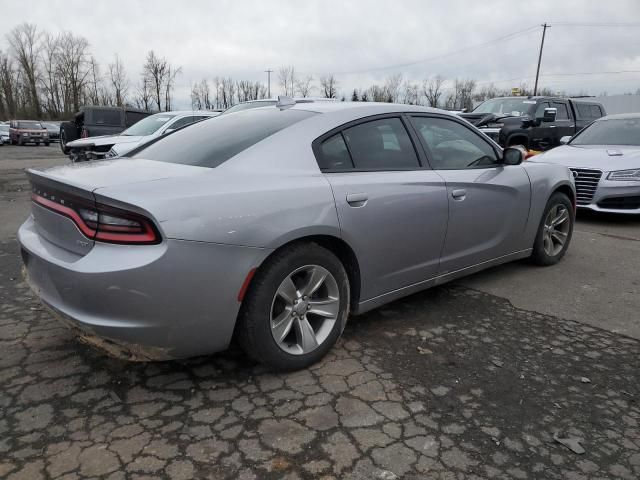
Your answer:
265,69 -> 273,98
533,23 -> 549,96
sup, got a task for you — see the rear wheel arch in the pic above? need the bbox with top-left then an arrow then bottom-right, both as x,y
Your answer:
243,235 -> 361,314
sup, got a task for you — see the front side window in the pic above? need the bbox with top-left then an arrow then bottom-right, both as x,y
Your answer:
552,102 -> 570,120
342,118 -> 420,170
535,102 -> 551,119
411,116 -> 499,169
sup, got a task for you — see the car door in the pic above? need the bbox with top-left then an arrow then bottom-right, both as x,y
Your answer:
530,101 -> 554,150
315,115 -> 449,301
408,114 -> 531,275
551,101 -> 576,143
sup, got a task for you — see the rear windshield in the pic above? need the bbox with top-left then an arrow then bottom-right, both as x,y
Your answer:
18,121 -> 43,129
571,118 -> 640,146
132,108 -> 316,168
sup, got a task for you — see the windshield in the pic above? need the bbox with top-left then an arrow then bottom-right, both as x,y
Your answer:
473,98 -> 537,117
571,118 -> 640,146
18,121 -> 43,129
222,101 -> 276,114
132,108 -> 316,168
122,114 -> 177,136
0,125 -> 9,132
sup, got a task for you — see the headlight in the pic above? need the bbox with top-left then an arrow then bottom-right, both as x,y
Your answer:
608,169 -> 640,181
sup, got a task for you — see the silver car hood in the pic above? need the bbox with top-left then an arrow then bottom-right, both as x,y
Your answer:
532,145 -> 640,170
67,135 -> 147,148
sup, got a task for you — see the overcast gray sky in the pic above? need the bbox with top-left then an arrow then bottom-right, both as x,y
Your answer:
3,0 -> 640,108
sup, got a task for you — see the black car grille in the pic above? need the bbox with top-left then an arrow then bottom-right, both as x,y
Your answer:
597,196 -> 640,210
569,168 -> 602,205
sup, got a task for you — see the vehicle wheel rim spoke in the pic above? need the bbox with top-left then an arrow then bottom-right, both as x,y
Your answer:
551,231 -> 567,245
277,276 -> 298,305
294,317 -> 319,353
301,266 -> 328,297
308,297 -> 340,318
552,208 -> 568,226
271,309 -> 294,343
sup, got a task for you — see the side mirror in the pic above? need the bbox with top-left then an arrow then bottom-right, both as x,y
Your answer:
540,107 -> 557,123
503,146 -> 525,166
559,135 -> 572,145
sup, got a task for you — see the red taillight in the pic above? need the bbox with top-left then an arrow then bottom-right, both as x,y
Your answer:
32,194 -> 160,245
80,128 -> 88,138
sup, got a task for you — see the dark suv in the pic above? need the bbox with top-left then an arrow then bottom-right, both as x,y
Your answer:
60,106 -> 151,154
8,120 -> 50,146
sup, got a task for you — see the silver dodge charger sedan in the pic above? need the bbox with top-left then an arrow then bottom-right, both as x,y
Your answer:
530,113 -> 640,214
19,100 -> 576,370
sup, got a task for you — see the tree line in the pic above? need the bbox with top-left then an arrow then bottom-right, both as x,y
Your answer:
1,22 -> 580,121
0,22 -> 182,120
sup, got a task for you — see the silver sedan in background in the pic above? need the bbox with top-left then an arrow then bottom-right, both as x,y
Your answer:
532,113 -> 640,214
19,101 -> 575,370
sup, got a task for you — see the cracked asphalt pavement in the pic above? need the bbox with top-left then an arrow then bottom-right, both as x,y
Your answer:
1,146 -> 639,479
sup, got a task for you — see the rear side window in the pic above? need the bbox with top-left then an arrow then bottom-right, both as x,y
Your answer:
90,109 -> 122,126
318,133 -> 353,170
133,108 -> 316,168
576,103 -> 604,120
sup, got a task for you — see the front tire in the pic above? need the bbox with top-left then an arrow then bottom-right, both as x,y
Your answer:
237,242 -> 350,371
531,192 -> 574,266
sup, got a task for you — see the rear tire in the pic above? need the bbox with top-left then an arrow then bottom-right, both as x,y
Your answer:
531,192 -> 574,266
44,142 -> 50,147
237,242 -> 350,371
60,122 -> 78,154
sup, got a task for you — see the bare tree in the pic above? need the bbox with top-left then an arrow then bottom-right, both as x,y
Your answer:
143,50 -> 168,111
87,56 -> 102,105
40,33 -> 62,117
423,75 -> 444,108
278,65 -> 296,97
134,76 -> 152,111
0,50 -> 19,118
7,23 -> 42,117
108,54 -> 128,106
295,75 -> 314,97
55,31 -> 91,114
402,80 -> 420,105
319,74 -> 338,99
384,74 -> 403,103
164,64 -> 181,111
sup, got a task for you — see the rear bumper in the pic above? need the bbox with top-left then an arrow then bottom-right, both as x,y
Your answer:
18,216 -> 271,359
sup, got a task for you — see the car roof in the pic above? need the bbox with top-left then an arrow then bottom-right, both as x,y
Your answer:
289,101 -> 456,117
150,110 -> 219,117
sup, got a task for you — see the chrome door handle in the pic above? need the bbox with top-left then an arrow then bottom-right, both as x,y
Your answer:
451,189 -> 466,200
346,193 -> 368,207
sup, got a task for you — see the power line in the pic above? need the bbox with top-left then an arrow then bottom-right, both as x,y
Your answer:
329,25 -> 541,76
